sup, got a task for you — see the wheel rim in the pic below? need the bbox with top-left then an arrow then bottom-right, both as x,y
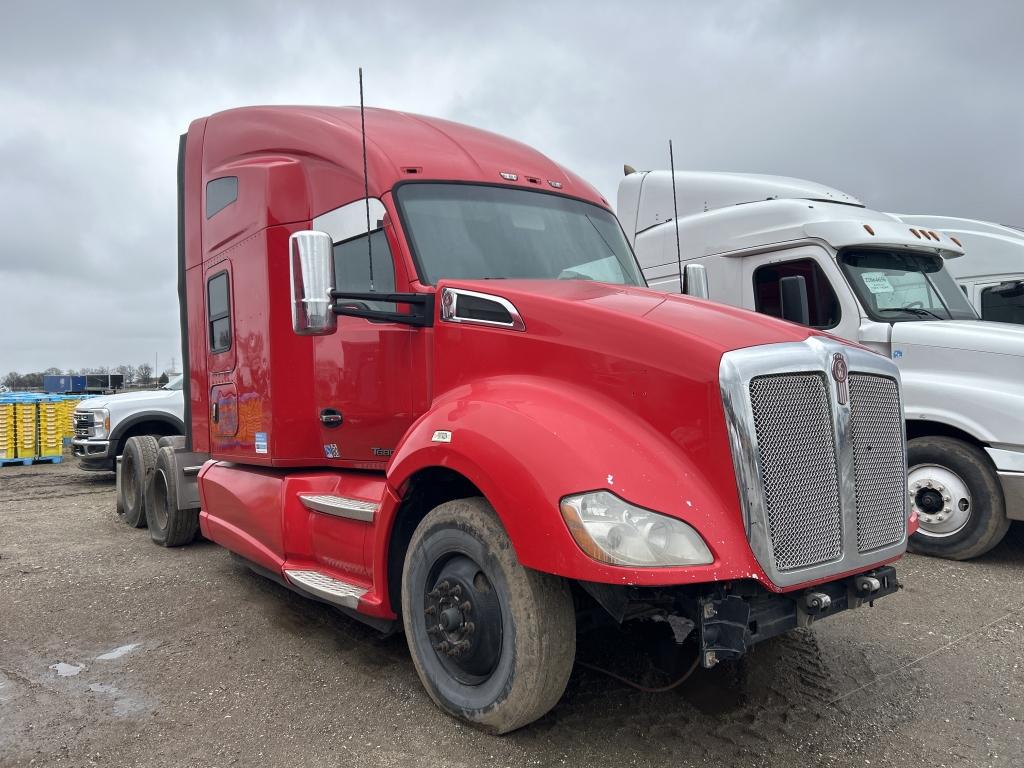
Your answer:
422,554 -> 503,686
152,469 -> 169,530
909,463 -> 972,537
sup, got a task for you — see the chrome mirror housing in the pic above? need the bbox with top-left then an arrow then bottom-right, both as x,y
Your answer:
684,263 -> 709,299
289,230 -> 337,335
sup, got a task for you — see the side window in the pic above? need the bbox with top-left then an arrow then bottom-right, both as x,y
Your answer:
206,177 -> 238,219
754,259 -> 841,329
207,272 -> 232,353
980,283 -> 1024,324
333,229 -> 396,312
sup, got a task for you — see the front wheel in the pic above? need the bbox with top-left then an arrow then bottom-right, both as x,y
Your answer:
401,497 -> 576,734
907,436 -> 1009,560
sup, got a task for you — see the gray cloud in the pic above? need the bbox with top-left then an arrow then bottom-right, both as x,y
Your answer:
1,1 -> 1021,372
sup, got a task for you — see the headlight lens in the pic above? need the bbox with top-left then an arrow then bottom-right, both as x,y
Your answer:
559,490 -> 713,567
91,409 -> 110,439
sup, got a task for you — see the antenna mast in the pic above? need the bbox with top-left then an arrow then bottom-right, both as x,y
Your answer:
359,67 -> 374,291
669,139 -> 683,294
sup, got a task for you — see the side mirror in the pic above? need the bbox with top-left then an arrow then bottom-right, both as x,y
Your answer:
779,275 -> 810,326
289,230 -> 337,335
684,263 -> 709,299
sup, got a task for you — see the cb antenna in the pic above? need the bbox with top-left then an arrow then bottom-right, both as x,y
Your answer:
359,67 -> 374,291
669,139 -> 683,294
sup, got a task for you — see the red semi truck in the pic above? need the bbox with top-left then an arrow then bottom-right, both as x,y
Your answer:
129,105 -> 911,732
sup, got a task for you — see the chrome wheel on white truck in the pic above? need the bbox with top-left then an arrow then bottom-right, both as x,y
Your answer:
906,437 -> 1009,561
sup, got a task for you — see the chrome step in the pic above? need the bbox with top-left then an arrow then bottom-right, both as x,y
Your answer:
284,569 -> 368,609
298,494 -> 378,522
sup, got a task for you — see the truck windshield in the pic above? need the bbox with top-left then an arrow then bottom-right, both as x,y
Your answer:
163,375 -> 184,391
839,249 -> 978,322
395,183 -> 644,286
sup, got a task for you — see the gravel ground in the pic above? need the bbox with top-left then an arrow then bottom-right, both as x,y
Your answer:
1,458 -> 1022,767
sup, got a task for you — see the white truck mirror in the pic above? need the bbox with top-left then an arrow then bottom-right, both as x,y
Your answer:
684,263 -> 709,299
289,230 -> 337,335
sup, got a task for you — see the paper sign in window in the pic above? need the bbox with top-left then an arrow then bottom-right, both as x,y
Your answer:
862,272 -> 894,294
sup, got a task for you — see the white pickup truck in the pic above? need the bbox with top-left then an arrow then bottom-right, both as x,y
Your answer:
619,169 -> 1024,560
72,375 -> 185,472
890,215 -> 1024,326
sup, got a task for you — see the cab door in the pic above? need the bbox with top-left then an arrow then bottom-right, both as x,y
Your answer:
311,201 -> 416,464
742,245 -> 861,340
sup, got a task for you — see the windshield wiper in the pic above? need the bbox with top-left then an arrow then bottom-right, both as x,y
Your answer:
877,307 -> 946,320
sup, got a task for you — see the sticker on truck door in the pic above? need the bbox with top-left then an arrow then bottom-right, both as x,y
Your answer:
861,272 -> 894,294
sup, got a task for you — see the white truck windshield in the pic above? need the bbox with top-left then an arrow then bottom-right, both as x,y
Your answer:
839,250 -> 978,321
395,184 -> 644,286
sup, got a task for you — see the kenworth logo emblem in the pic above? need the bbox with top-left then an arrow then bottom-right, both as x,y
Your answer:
831,353 -> 850,405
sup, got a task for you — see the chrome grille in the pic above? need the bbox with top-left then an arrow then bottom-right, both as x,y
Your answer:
73,412 -> 92,438
849,374 -> 906,553
749,374 -> 843,571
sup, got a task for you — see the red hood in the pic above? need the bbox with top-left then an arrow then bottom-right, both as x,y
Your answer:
446,278 -> 819,355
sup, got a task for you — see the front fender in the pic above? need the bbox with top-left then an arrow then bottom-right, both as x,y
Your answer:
386,375 -> 762,587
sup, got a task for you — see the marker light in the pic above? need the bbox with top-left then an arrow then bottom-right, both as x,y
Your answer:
559,490 -> 713,567
499,171 -> 518,181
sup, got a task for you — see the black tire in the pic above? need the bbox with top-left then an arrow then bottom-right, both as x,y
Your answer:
401,497 -> 576,734
145,446 -> 200,547
158,435 -> 186,450
907,436 -> 1009,560
117,436 -> 159,528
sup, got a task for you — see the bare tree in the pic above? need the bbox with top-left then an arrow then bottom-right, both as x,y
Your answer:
114,364 -> 137,387
136,362 -> 153,386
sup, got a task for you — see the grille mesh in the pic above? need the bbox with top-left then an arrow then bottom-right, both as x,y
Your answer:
849,374 -> 906,552
749,374 -> 843,571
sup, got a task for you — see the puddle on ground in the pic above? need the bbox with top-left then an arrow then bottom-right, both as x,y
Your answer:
86,681 -> 148,716
95,643 -> 140,661
0,671 -> 12,702
49,662 -> 84,677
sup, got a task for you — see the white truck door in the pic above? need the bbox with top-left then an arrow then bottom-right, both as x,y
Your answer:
740,245 -> 861,340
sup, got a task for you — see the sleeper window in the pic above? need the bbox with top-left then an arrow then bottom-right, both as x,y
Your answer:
207,272 -> 232,353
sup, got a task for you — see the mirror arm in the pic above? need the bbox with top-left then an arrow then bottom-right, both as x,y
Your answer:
330,291 -> 435,327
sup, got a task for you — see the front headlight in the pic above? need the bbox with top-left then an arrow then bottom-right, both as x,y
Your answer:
91,409 -> 110,439
559,490 -> 713,567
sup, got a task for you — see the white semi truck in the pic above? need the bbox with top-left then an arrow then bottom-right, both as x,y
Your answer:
619,169 -> 1024,560
890,215 -> 1024,326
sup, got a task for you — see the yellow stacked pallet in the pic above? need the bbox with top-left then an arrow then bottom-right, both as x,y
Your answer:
38,400 -> 63,457
0,403 -> 15,460
15,402 -> 37,458
61,398 -> 80,440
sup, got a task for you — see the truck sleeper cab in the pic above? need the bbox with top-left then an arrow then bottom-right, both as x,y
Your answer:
621,169 -> 1024,561
145,109 -> 908,733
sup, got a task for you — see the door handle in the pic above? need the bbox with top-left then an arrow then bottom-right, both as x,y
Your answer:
212,402 -> 220,423
319,408 -> 343,428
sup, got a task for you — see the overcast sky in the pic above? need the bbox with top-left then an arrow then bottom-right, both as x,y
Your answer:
2,1 -> 1021,374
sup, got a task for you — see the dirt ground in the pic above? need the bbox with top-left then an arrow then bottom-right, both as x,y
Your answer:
1,458 -> 1022,768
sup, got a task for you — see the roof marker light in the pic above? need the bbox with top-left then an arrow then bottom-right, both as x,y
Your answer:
548,180 -> 563,189
951,236 -> 963,247
500,171 -> 518,181
910,228 -> 921,238
863,224 -> 875,235
929,231 -> 941,240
